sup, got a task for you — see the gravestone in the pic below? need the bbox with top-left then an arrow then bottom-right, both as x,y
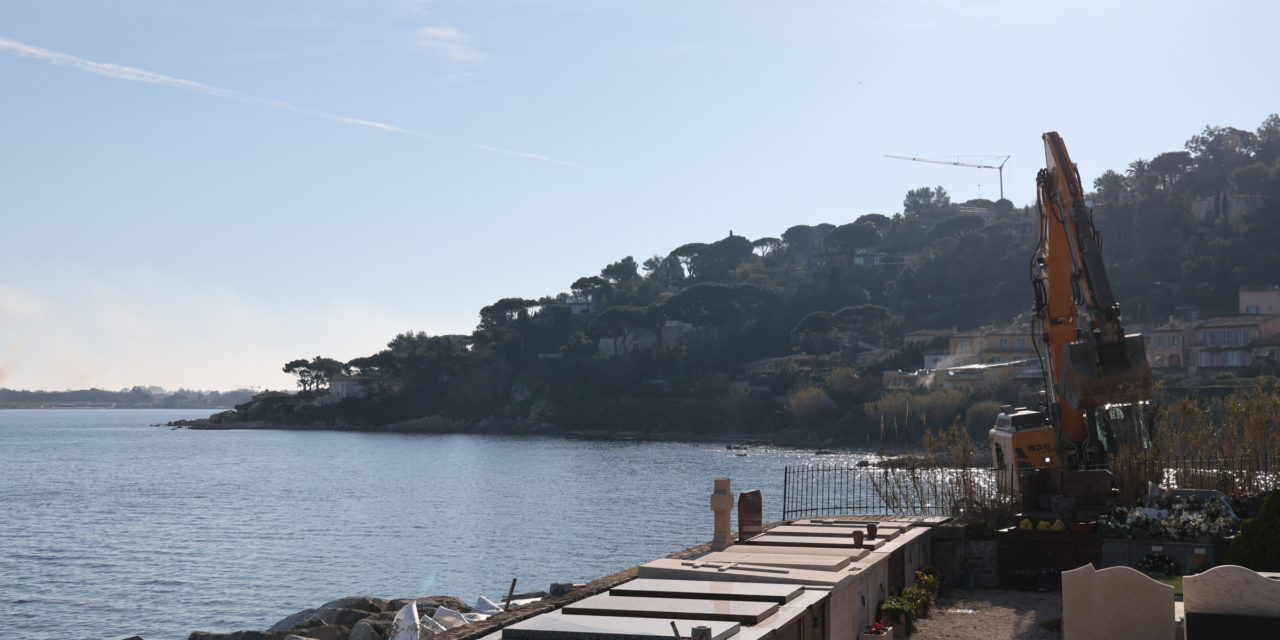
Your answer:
738,489 -> 762,543
1062,564 -> 1175,640
1184,564 -> 1280,639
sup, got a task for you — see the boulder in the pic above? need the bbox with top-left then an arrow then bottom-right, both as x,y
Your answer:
318,597 -> 388,614
346,622 -> 382,640
385,596 -> 469,617
188,632 -> 287,640
282,626 -> 347,640
268,608 -> 320,632
318,608 -> 374,629
350,611 -> 396,638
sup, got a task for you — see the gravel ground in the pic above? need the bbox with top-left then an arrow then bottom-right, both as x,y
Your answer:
909,589 -> 1063,640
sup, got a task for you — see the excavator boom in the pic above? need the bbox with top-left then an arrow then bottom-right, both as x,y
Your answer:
1038,132 -> 1152,412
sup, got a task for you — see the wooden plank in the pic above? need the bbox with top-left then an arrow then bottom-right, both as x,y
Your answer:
610,578 -> 802,603
562,594 -> 778,625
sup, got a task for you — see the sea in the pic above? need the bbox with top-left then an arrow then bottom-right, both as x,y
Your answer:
0,409 -> 873,640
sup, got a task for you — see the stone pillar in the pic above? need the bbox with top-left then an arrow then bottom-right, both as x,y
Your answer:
710,477 -> 734,551
737,489 -> 763,543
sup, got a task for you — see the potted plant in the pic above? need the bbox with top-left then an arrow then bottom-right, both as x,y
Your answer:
903,584 -> 932,618
858,620 -> 893,640
879,595 -> 916,637
915,568 -> 941,595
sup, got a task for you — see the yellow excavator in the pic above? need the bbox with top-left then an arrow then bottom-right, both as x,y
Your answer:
990,132 -> 1153,490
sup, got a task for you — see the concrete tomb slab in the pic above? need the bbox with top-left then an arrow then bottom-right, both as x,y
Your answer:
721,543 -> 871,559
1062,564 -> 1175,640
610,578 -> 803,603
767,525 -> 903,541
562,594 -> 778,625
738,489 -> 763,543
746,533 -> 885,549
697,551 -> 852,572
638,557 -> 853,587
501,611 -> 740,640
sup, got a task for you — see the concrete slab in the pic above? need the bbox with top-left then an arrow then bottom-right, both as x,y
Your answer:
721,543 -> 871,559
767,524 -> 903,540
638,557 -> 854,587
610,578 -> 803,603
736,589 -> 829,640
501,611 -> 740,640
563,594 -> 777,625
697,551 -> 852,572
745,533 -> 886,550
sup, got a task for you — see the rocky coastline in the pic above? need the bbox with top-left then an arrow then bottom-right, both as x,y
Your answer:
179,537 -> 720,640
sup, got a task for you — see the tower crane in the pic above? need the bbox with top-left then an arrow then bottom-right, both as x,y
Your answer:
885,154 -> 1011,201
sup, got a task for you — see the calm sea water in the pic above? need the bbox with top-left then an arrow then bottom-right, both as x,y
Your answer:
0,409 -> 869,640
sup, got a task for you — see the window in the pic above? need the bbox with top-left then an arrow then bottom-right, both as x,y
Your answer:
1171,336 -> 1180,347
1155,355 -> 1165,366
998,337 -> 1009,348
1016,337 -> 1027,348
1197,352 -> 1215,367
1227,351 -> 1247,366
1247,305 -> 1260,314
1155,335 -> 1165,347
958,339 -> 972,353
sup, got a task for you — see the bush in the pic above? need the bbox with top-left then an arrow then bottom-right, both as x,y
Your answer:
1227,490 -> 1280,571
787,387 -> 832,424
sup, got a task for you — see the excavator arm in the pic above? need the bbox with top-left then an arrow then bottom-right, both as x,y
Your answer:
1033,131 -> 1152,457
991,132 -> 1152,485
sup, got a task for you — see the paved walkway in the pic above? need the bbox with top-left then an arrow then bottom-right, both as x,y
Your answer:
910,589 -> 1062,639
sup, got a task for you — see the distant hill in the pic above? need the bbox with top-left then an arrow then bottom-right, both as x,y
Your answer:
0,387 -> 255,409
245,116 -> 1280,444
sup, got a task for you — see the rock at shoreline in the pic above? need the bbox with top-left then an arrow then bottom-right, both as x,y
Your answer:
196,594 -> 468,640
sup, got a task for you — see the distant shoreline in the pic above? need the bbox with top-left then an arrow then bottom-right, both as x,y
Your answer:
163,414 -> 914,453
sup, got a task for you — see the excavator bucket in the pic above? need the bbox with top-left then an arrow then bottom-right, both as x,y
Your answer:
1061,333 -> 1153,408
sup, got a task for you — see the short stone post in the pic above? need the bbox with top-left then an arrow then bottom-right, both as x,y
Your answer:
853,530 -> 865,549
710,477 -> 734,551
738,489 -> 763,543
867,522 -> 878,540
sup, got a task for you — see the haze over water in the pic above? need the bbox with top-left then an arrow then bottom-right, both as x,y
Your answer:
0,409 -> 869,640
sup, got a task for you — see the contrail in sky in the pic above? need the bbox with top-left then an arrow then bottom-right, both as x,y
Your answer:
0,36 -> 579,166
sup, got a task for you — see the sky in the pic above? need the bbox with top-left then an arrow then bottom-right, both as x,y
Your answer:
2,0 -> 1279,392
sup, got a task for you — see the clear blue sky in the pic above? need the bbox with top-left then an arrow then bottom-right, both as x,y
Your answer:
2,0 -> 1278,391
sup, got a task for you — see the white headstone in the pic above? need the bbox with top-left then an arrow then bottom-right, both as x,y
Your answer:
1184,564 -> 1280,617
1062,564 -> 1174,640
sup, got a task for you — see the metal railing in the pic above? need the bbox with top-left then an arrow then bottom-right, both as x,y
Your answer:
780,463 -> 999,520
780,455 -> 1279,521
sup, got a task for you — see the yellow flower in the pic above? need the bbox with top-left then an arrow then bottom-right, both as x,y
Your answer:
1037,520 -> 1052,530
1051,519 -> 1067,531
1020,519 -> 1033,529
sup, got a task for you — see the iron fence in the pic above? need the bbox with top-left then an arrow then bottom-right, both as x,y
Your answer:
781,455 -> 1279,521
780,463 -> 999,520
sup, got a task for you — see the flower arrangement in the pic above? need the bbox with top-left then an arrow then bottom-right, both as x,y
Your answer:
1097,493 -> 1239,541
1137,551 -> 1177,577
863,620 -> 891,636
915,568 -> 941,593
880,595 -> 917,634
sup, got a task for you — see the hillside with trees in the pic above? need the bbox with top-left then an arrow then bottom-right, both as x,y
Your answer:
225,116 -> 1280,445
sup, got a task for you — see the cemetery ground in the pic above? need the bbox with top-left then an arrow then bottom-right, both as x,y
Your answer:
912,589 -> 1062,640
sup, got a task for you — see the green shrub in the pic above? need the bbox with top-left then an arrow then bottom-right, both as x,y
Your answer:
1227,490 -> 1280,571
879,595 -> 917,634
